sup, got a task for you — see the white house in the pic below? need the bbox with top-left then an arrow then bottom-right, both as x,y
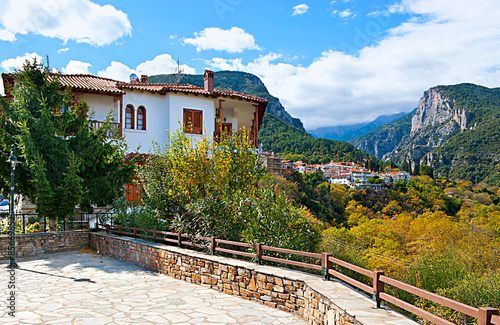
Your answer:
386,171 -> 411,182
2,70 -> 268,153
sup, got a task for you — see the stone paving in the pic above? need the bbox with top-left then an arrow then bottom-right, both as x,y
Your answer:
1,251 -> 307,324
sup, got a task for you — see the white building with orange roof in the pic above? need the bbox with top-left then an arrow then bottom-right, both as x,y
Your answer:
2,70 -> 267,154
387,171 -> 411,182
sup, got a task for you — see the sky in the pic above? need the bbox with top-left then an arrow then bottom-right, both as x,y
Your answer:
1,0 -> 499,130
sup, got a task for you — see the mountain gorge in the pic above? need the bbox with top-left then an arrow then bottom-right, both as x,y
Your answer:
352,83 -> 500,185
349,109 -> 415,159
309,112 -> 408,142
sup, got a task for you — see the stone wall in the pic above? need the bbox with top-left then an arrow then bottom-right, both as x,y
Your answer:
0,231 -> 89,260
91,233 -> 415,325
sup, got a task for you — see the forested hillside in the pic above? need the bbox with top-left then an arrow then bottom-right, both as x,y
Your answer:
259,113 -> 379,166
432,84 -> 500,185
284,172 -> 500,323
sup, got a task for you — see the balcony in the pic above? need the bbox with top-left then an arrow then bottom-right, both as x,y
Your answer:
91,121 -> 121,137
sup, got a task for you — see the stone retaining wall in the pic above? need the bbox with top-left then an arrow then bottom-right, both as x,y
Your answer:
0,231 -> 89,260
91,232 -> 416,325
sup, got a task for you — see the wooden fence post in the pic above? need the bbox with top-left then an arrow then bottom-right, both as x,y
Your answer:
153,229 -> 157,241
373,271 -> 384,308
95,214 -> 99,231
133,227 -> 137,239
255,243 -> 263,265
478,307 -> 498,325
177,233 -> 182,247
211,237 -> 216,255
322,253 -> 333,280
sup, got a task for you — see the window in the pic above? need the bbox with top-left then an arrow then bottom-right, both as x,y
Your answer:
125,104 -> 134,129
137,106 -> 146,130
183,108 -> 203,134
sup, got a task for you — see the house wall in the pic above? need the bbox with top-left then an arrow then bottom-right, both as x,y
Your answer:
168,93 -> 215,142
122,90 -> 169,153
79,94 -> 118,121
236,105 -> 255,131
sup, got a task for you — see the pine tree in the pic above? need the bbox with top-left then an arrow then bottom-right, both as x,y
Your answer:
0,59 -> 135,230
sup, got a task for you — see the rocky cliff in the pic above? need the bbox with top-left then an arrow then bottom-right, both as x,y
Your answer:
381,83 -> 500,185
411,88 -> 469,135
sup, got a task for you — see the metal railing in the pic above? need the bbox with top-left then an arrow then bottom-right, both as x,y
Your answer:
2,212 -> 114,233
103,224 -> 500,325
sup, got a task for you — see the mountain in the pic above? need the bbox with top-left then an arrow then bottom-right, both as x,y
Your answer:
308,112 -> 408,141
353,83 -> 500,185
258,113 -> 378,166
149,71 -> 305,131
349,109 -> 416,159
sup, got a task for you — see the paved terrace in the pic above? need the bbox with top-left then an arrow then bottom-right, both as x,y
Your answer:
1,251 -> 307,324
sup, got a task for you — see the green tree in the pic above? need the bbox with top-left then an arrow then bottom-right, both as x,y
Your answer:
420,165 -> 434,179
0,60 -> 135,230
138,127 -> 322,251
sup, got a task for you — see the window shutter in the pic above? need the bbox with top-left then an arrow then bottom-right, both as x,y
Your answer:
183,109 -> 192,132
193,110 -> 202,134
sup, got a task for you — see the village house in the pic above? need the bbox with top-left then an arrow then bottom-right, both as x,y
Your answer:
2,70 -> 268,209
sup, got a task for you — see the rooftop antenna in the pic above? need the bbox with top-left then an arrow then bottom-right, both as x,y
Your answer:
46,54 -> 50,70
175,58 -> 184,74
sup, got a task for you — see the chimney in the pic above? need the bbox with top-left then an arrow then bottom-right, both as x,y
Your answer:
141,75 -> 148,83
204,70 -> 214,93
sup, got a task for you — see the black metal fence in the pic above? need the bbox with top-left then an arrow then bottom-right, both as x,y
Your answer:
0,212 -> 114,234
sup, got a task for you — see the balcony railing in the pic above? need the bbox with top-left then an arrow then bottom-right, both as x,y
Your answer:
91,121 -> 121,137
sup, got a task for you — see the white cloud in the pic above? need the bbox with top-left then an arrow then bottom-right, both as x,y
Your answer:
98,54 -> 196,81
0,28 -> 15,41
0,0 -> 131,46
98,61 -> 134,81
292,4 -> 309,16
1,52 -> 43,71
206,0 -> 500,129
58,48 -> 70,54
183,27 -> 260,53
62,60 -> 92,74
332,8 -> 356,19
136,54 -> 196,75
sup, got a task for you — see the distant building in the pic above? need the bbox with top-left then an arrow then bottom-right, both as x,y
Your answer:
261,152 -> 284,175
387,171 -> 411,182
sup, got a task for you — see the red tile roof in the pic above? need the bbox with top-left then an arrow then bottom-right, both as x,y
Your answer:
118,82 -> 268,104
2,73 -> 124,95
56,74 -> 124,94
3,73 -> 268,105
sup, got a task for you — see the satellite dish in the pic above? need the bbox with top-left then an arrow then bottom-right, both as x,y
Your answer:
129,73 -> 138,82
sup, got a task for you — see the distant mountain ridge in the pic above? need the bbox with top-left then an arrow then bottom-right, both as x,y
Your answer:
149,71 -> 305,131
351,83 -> 500,185
308,112 -> 408,141
349,109 -> 416,159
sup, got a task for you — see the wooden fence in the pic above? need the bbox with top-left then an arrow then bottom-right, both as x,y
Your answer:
102,224 -> 500,325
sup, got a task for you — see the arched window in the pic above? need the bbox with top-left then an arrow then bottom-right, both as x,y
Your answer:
137,106 -> 146,130
125,104 -> 134,129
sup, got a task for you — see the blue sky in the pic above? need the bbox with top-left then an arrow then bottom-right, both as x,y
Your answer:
1,0 -> 499,129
